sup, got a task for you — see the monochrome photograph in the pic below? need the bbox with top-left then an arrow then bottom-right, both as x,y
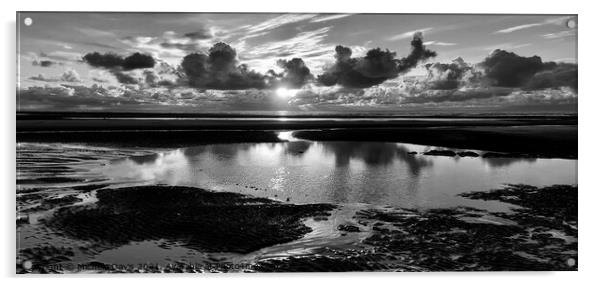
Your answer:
16,11 -> 577,273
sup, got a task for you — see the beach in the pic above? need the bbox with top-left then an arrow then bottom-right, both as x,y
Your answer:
16,114 -> 578,272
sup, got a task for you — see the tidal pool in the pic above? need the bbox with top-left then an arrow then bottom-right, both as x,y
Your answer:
95,137 -> 576,212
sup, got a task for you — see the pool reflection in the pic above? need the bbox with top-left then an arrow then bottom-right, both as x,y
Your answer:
100,140 -> 576,211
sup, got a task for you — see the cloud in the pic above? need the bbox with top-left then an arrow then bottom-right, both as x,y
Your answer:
82,52 -> 127,69
29,74 -> 57,82
92,77 -> 109,83
122,53 -> 156,70
424,57 -> 480,90
309,14 -> 352,23
403,49 -> 577,104
398,33 -> 438,71
60,69 -> 82,82
119,31 -> 219,64
79,41 -> 119,50
477,49 -> 577,91
524,62 -> 577,90
479,49 -> 547,87
83,52 -> 156,84
495,23 -> 543,34
245,14 -> 317,34
184,28 -> 213,40
388,27 -> 433,41
480,43 -> 531,52
37,51 -> 83,63
82,52 -> 155,70
423,41 -> 457,46
17,84 -> 154,111
400,87 -> 514,104
110,70 -> 139,84
494,16 -> 574,34
28,69 -> 82,83
542,30 -> 576,39
267,58 -> 313,88
316,32 -> 436,88
180,42 -> 267,90
239,27 -> 334,73
32,60 -> 56,67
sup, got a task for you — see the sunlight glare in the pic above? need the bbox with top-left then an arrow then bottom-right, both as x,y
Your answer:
276,88 -> 298,99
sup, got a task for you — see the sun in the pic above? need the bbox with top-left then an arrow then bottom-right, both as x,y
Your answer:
276,87 -> 298,99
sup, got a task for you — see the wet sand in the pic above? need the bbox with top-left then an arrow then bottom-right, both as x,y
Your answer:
18,184 -> 577,273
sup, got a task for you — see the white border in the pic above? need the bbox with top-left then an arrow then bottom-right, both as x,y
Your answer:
2,0 -> 599,285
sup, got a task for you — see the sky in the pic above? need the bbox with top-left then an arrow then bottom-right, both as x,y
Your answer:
17,13 -> 577,113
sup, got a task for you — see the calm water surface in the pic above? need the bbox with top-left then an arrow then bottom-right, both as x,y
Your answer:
94,135 -> 576,212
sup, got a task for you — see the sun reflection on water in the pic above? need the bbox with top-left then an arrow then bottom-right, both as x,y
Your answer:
277,131 -> 296,141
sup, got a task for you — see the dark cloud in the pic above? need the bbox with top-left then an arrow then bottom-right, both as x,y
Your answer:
122,53 -> 156,70
82,52 -> 125,69
524,62 -> 577,91
422,51 -> 577,98
398,32 -> 438,72
82,52 -> 155,84
267,58 -> 313,88
32,60 -> 56,67
180,42 -> 267,90
479,49 -> 545,87
82,52 -> 155,70
317,32 -> 436,88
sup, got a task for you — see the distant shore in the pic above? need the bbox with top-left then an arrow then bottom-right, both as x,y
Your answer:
16,114 -> 577,159
295,125 -> 577,159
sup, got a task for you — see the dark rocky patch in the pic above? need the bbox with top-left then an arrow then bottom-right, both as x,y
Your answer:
423,150 -> 456,157
337,224 -> 361,232
355,205 -> 575,270
457,151 -> 479,157
482,152 -> 531,158
46,186 -> 334,254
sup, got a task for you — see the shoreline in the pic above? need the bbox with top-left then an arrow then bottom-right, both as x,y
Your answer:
17,123 -> 577,159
